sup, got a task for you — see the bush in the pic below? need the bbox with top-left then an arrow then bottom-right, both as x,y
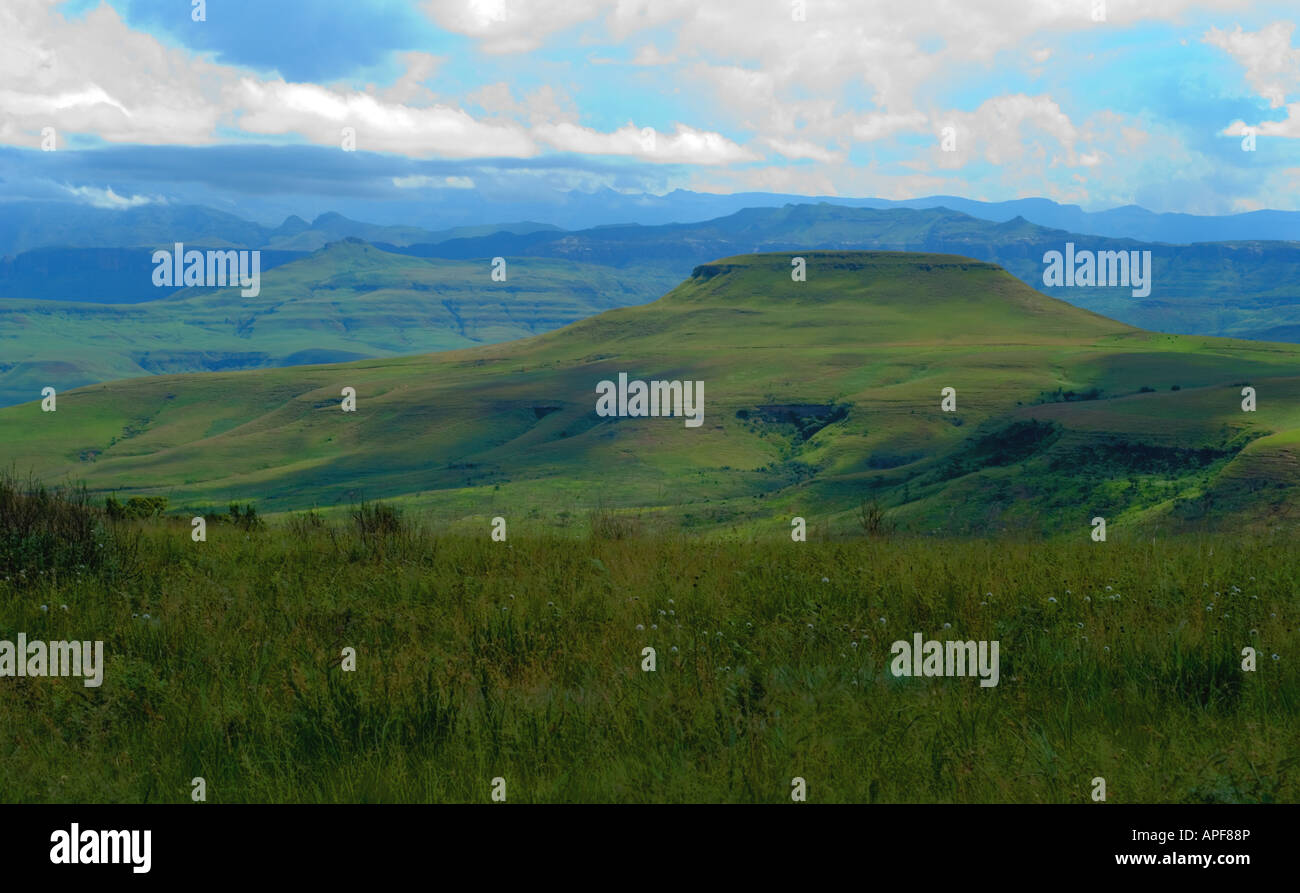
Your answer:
352,501 -> 403,540
106,495 -> 168,520
287,510 -> 331,540
588,506 -> 641,541
228,502 -> 264,532
1,470 -> 138,581
857,499 -> 896,538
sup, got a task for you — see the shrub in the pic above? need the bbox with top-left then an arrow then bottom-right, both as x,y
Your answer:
228,502 -> 264,532
105,495 -> 168,520
352,501 -> 403,540
1,471 -> 138,581
287,510 -> 331,540
857,499 -> 896,538
588,506 -> 641,541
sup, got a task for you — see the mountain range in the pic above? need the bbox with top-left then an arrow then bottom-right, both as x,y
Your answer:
3,203 -> 1298,410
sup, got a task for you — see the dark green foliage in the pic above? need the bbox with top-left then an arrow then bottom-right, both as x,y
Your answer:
227,502 -> 263,531
0,471 -> 137,581
938,420 -> 1062,481
105,495 -> 168,520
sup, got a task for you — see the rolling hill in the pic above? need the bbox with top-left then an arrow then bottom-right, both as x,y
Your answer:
4,251 -> 1297,537
0,239 -> 679,408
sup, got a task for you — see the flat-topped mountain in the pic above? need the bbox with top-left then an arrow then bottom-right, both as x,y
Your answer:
4,251 -> 1296,536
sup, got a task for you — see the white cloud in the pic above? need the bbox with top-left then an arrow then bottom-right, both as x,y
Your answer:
0,0 -> 228,146
763,137 -> 843,163
377,52 -> 444,105
392,175 -> 477,189
630,44 -> 677,66
535,121 -> 759,164
0,1 -> 759,167
1221,107 -> 1300,139
852,112 -> 930,142
422,0 -> 609,53
234,79 -> 538,157
1206,23 -> 1300,141
1204,22 -> 1300,108
467,82 -> 578,126
921,94 -> 1090,170
61,184 -> 159,209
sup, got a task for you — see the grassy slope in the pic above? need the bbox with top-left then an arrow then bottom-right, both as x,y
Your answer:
2,528 -> 1294,803
2,251 -> 1297,535
0,240 -> 677,407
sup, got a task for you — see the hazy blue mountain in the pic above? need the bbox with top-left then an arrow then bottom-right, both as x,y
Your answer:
0,247 -> 309,302
393,203 -> 1300,342
0,201 -> 563,256
0,202 -> 271,255
6,189 -> 1300,259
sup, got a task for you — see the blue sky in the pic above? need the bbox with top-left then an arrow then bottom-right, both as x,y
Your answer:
3,0 -> 1298,218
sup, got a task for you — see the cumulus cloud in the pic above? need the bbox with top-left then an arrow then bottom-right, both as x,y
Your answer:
377,52 -> 445,105
534,121 -> 759,164
923,94 -> 1092,170
763,137 -> 843,163
421,0 -> 608,53
0,0 -> 228,146
630,45 -> 677,66
852,112 -> 930,142
393,174 -> 477,188
0,0 -> 762,167
1204,22 -> 1300,108
1220,107 -> 1300,139
61,184 -> 159,209
467,83 -> 578,126
1,0 -> 1287,211
234,79 -> 538,157
1206,22 -> 1300,140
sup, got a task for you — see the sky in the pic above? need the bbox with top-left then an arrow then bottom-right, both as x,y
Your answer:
1,0 -> 1298,219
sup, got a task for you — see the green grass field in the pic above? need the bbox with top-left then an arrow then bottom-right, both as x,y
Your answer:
3,252 -> 1297,536
0,501 -> 1295,803
2,251 -> 1296,803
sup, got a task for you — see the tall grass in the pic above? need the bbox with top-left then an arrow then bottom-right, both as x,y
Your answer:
0,469 -> 140,585
0,500 -> 1295,803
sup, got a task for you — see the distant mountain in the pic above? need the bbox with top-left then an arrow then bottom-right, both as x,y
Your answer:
836,195 -> 1300,243
391,203 -> 1300,343
5,251 -> 1296,535
0,247 -> 307,302
3,203 -> 1299,405
0,239 -> 678,407
0,201 -> 563,256
0,202 -> 271,255
262,213 -> 560,251
6,188 -> 1300,258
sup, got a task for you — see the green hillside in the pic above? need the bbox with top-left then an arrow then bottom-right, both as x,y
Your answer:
0,239 -> 677,408
4,251 -> 1298,536
411,203 -> 1300,342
